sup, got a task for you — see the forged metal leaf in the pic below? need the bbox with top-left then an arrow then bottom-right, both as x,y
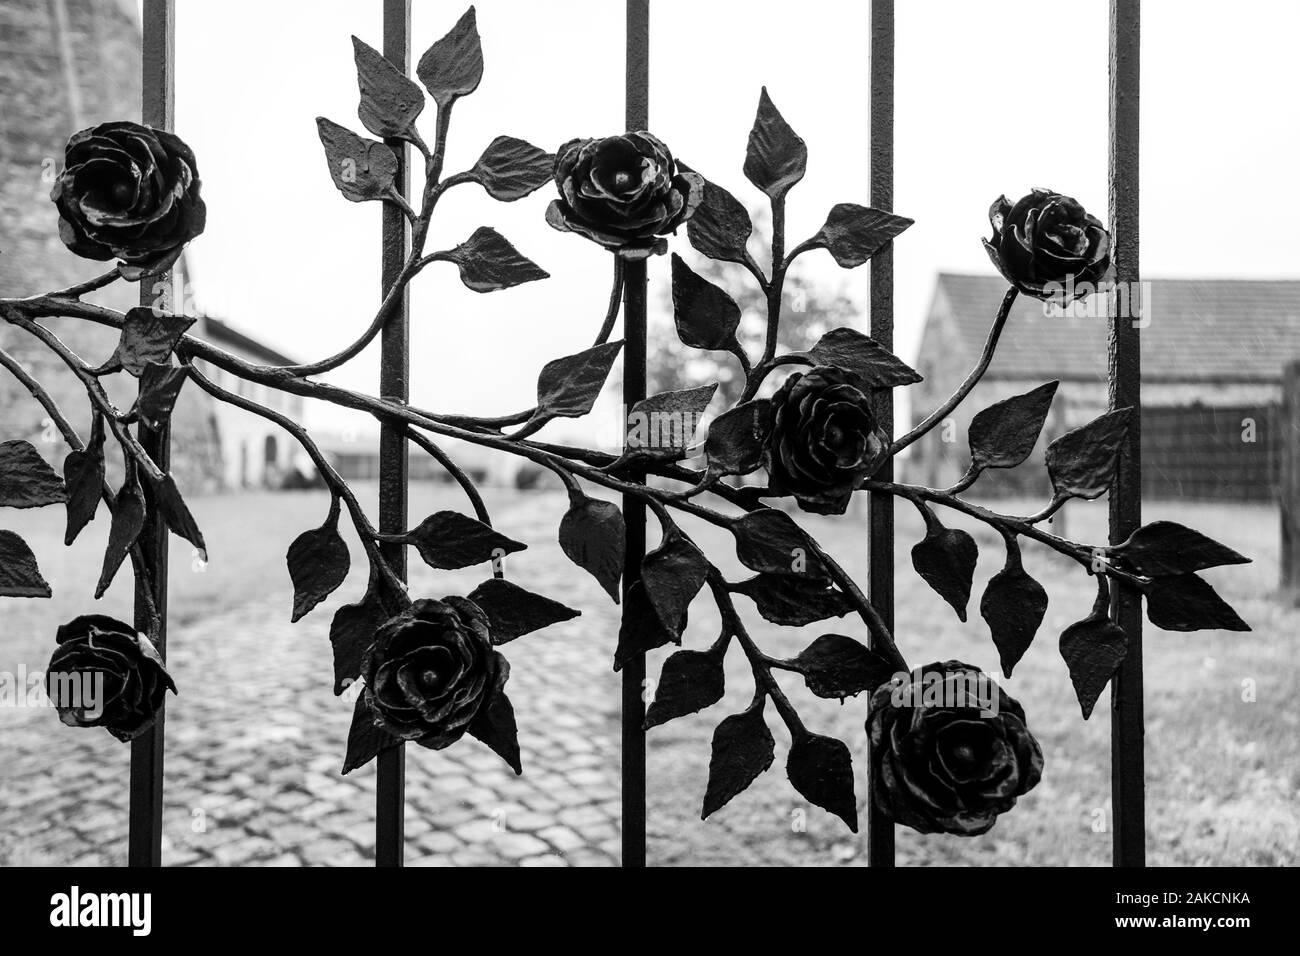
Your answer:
789,634 -> 894,700
352,35 -> 425,138
641,527 -> 709,636
1059,581 -> 1127,719
469,135 -> 554,201
1143,573 -> 1250,632
286,500 -> 350,622
0,440 -> 66,508
808,203 -> 913,268
671,253 -> 741,352
980,557 -> 1049,678
787,733 -> 857,832
330,585 -> 393,695
439,227 -> 549,293
62,413 -> 105,545
732,574 -> 854,626
136,362 -> 188,430
341,693 -> 400,774
467,654 -> 521,773
1111,520 -> 1250,577
1046,408 -> 1132,500
109,307 -> 195,376
405,510 -> 525,570
316,118 -> 398,202
968,381 -> 1059,472
530,341 -> 623,424
644,648 -> 725,730
911,525 -> 979,622
623,384 -> 717,461
467,577 -> 580,644
806,327 -> 922,388
95,470 -> 145,598
680,167 -> 753,264
416,6 -> 483,108
702,701 -> 775,819
614,579 -> 682,672
558,493 -> 625,602
1061,619 -> 1127,720
743,87 -> 806,202
150,473 -> 206,560
0,530 -> 51,598
732,509 -> 828,581
704,399 -> 769,478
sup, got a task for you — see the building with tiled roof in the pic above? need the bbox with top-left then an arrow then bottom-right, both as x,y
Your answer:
908,273 -> 1300,500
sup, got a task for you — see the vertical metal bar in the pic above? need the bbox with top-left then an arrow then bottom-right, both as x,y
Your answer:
127,0 -> 174,869
866,0 -> 896,869
621,0 -> 650,869
1107,0 -> 1144,868
375,0 -> 411,868
1282,362 -> 1300,603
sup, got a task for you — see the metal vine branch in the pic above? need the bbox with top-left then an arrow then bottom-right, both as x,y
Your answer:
0,7 -> 1251,837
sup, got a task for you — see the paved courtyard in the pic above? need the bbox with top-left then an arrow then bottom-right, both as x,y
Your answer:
1,487 -> 1294,867
1,596 -> 627,866
0,486 -> 631,867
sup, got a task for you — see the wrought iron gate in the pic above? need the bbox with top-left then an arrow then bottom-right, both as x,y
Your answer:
119,0 -> 1143,868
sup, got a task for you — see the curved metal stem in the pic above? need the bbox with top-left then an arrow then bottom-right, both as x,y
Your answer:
0,343 -> 156,614
186,364 -> 406,599
591,255 -> 626,347
404,428 -> 493,528
890,286 -> 1018,456
707,571 -> 807,735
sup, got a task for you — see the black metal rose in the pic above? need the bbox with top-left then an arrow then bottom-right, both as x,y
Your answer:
45,615 -> 176,743
360,596 -> 507,749
866,660 -> 1043,836
51,121 -> 206,280
984,189 -> 1110,301
545,132 -> 702,258
761,365 -> 890,515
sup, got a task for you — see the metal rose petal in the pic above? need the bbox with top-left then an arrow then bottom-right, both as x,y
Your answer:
549,130 -> 699,255
360,596 -> 502,749
866,660 -> 1044,836
987,189 -> 1114,300
52,120 -> 205,278
45,614 -> 175,742
762,367 -> 885,515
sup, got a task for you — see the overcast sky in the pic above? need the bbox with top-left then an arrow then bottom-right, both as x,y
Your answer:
168,0 -> 1300,437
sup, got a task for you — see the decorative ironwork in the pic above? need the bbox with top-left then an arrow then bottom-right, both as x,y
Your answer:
0,0 -> 1247,865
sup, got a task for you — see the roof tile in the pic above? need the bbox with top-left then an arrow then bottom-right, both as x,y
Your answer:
935,273 -> 1300,383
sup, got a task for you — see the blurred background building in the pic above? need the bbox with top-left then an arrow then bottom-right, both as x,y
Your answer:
909,273 -> 1300,501
0,0 -> 317,491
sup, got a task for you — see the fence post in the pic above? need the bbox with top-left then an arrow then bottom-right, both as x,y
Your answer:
375,0 -> 411,868
620,0 -> 650,869
866,0 -> 896,869
1107,0 -> 1144,868
127,0 -> 175,869
1281,361 -> 1300,603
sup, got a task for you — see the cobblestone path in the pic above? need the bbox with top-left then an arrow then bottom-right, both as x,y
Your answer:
0,490 -> 627,867
1,598 -> 626,866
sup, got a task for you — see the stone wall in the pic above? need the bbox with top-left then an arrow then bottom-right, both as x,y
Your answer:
0,0 -> 223,492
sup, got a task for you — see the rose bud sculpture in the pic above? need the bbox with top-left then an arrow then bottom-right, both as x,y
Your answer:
51,121 -> 206,280
984,188 -> 1110,301
546,132 -> 702,258
360,597 -> 512,756
761,365 -> 891,515
867,660 -> 1043,836
45,615 -> 176,743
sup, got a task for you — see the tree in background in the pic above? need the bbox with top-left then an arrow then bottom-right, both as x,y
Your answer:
645,208 -> 860,409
